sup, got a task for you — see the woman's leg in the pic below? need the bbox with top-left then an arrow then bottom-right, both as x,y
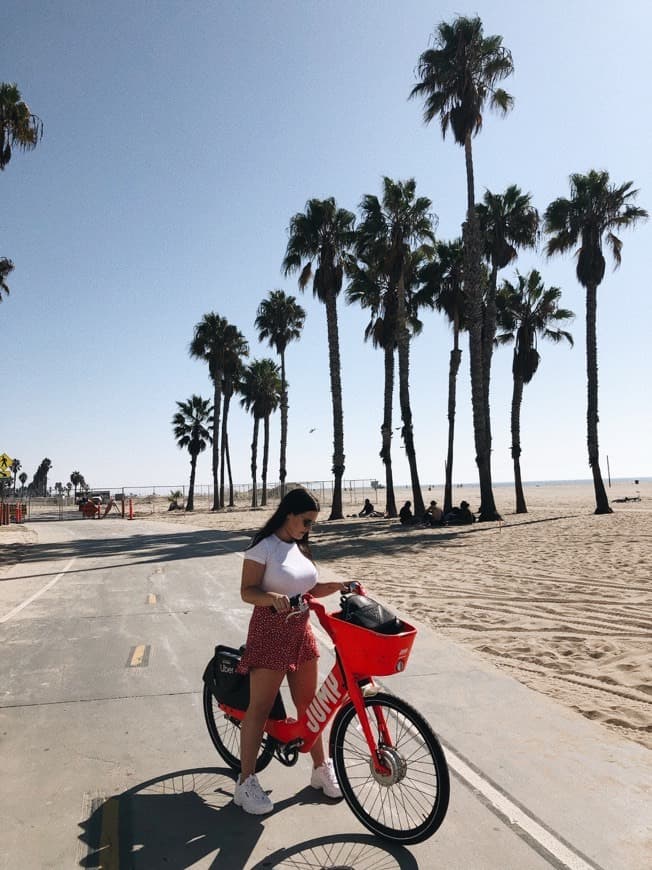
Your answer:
287,658 -> 325,768
240,667 -> 285,780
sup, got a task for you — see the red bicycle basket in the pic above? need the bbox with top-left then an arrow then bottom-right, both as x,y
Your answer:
328,613 -> 417,676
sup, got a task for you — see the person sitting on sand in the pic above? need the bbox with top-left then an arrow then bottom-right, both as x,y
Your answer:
424,500 -> 443,526
354,498 -> 384,518
444,500 -> 475,525
399,501 -> 417,525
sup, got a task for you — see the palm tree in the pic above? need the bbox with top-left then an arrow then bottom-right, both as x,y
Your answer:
352,178 -> 436,517
70,471 -> 83,502
172,395 -> 213,512
255,290 -> 306,499
189,313 -> 234,510
10,458 -> 21,495
496,271 -> 574,513
220,366 -> 240,509
218,325 -> 249,508
346,249 -> 398,517
239,359 -> 282,507
0,258 -> 13,303
477,185 -> 539,453
544,170 -> 648,513
420,239 -> 466,514
0,83 -> 43,171
282,197 -> 356,520
411,15 -> 514,520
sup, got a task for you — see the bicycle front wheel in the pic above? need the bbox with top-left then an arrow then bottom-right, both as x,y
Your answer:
330,692 -> 449,845
202,683 -> 274,773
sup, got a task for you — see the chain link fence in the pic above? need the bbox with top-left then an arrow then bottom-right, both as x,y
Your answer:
2,478 -> 446,522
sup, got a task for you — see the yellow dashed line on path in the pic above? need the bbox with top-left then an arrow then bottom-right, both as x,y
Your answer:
127,645 -> 150,667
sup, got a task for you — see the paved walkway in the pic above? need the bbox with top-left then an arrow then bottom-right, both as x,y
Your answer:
0,518 -> 649,868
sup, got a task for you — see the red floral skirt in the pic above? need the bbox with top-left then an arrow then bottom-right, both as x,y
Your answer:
236,605 -> 319,673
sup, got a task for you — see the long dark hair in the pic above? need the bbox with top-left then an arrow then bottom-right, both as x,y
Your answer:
249,487 -> 320,558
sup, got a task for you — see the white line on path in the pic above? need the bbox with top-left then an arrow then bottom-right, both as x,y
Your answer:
0,557 -> 77,624
443,745 -> 600,870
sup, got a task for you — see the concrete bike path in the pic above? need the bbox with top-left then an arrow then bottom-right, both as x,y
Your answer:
0,517 -> 649,869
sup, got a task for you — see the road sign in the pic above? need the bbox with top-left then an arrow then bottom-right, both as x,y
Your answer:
0,453 -> 13,478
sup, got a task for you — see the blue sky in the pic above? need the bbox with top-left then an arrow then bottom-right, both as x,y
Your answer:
2,1 -> 650,493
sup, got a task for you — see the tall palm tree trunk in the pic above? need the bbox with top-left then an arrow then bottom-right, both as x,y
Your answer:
225,439 -> 234,506
186,454 -> 198,512
510,374 -> 527,513
325,294 -> 345,520
262,414 -> 270,506
463,134 -> 500,521
250,418 -> 259,508
219,389 -> 231,509
482,262 -> 499,457
279,351 -> 288,498
380,342 -> 397,517
211,382 -> 221,510
444,335 -> 462,515
586,284 -> 612,514
396,274 -> 425,517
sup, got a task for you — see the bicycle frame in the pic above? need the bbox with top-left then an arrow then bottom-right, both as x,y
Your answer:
217,593 -> 415,775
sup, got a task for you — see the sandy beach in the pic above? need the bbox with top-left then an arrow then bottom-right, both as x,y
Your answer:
2,478 -> 650,750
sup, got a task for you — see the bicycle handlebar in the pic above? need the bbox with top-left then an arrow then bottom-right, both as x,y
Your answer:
268,581 -> 365,614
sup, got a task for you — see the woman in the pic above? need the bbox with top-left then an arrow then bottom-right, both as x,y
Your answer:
234,488 -> 346,815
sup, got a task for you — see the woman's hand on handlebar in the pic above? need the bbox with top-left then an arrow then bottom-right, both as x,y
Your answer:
268,592 -> 292,613
268,592 -> 306,613
307,580 -> 345,598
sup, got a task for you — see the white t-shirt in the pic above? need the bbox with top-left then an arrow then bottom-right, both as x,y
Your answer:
244,534 -> 318,597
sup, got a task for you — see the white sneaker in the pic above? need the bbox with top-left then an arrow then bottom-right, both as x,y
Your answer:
233,773 -> 274,815
310,759 -> 342,799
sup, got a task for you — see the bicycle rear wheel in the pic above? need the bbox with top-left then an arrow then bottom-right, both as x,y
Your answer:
202,683 -> 274,773
330,692 -> 449,845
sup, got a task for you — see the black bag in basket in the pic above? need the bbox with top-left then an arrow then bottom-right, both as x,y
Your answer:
339,594 -> 403,635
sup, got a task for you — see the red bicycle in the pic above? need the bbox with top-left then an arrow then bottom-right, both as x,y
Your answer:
202,583 -> 450,844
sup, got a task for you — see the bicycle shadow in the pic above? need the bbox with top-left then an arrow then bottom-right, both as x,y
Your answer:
78,767 -> 417,869
250,832 -> 419,868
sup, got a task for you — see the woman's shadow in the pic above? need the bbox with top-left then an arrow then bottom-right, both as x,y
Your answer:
78,767 -> 418,869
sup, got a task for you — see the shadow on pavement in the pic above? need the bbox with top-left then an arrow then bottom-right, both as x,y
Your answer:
5,512 -> 578,584
3,526 -> 256,582
78,767 -> 417,869
250,832 -> 419,869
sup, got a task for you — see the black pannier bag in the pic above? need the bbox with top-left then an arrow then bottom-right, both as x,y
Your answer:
203,644 -> 286,719
339,594 -> 403,635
